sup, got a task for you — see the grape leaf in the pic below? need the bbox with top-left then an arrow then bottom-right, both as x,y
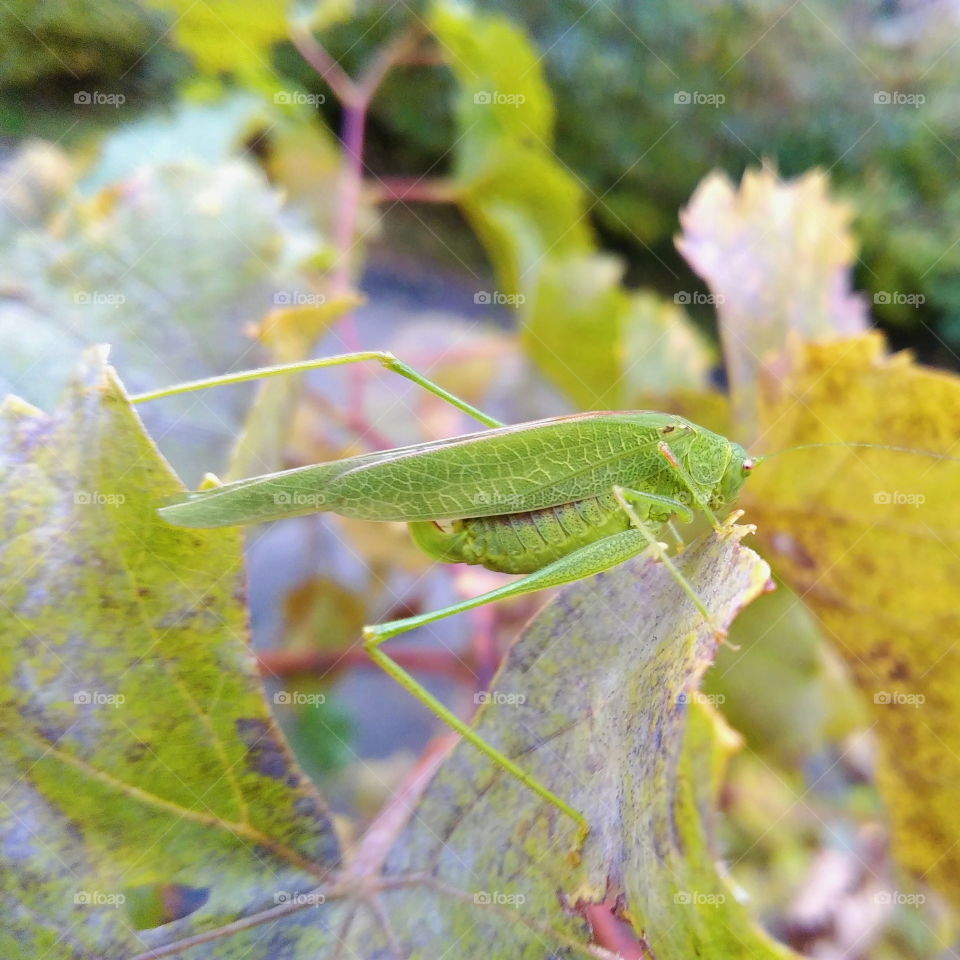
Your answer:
143,523 -> 797,958
0,348 -> 339,959
745,333 -> 960,907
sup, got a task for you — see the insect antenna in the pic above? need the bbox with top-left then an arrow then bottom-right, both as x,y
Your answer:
752,441 -> 960,468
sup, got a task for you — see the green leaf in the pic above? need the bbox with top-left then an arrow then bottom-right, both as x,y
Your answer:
431,0 -> 713,409
0,348 -> 339,958
143,524 -> 796,958
145,0 -> 292,88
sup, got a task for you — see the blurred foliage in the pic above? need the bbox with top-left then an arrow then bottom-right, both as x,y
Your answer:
283,0 -> 960,357
0,0 -> 159,84
0,96 -> 340,482
431,2 -> 714,410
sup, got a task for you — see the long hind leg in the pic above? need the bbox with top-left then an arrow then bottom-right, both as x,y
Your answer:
130,351 -> 505,428
362,528 -> 653,843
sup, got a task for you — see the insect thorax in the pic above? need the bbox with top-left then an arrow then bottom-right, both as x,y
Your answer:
408,493 -> 672,575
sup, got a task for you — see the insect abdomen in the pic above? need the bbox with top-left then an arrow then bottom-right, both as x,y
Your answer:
409,494 -> 660,575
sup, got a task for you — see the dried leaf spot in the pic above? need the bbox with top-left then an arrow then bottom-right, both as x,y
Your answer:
235,717 -> 293,782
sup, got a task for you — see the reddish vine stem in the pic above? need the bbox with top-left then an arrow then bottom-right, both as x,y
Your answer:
368,177 -> 457,203
290,23 -> 428,437
258,645 -> 477,684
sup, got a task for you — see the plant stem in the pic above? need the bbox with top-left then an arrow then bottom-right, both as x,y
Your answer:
369,177 -> 457,203
258,645 -> 477,685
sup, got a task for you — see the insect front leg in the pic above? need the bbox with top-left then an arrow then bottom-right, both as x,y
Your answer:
612,485 -> 725,637
361,528 -> 652,844
656,442 -> 721,527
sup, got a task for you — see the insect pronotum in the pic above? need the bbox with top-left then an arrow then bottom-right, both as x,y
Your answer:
130,351 -> 951,846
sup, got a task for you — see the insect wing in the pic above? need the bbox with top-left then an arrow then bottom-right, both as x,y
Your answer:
159,412 -> 686,528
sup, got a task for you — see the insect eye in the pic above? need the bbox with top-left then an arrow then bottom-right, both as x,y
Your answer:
742,458 -> 755,472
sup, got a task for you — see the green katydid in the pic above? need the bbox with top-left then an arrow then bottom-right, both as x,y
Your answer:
130,350 -> 951,845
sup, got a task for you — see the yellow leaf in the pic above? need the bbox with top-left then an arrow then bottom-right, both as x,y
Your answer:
745,332 -> 960,905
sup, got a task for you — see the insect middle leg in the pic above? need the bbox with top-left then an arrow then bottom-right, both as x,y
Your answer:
362,528 -> 652,841
612,485 -> 723,634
